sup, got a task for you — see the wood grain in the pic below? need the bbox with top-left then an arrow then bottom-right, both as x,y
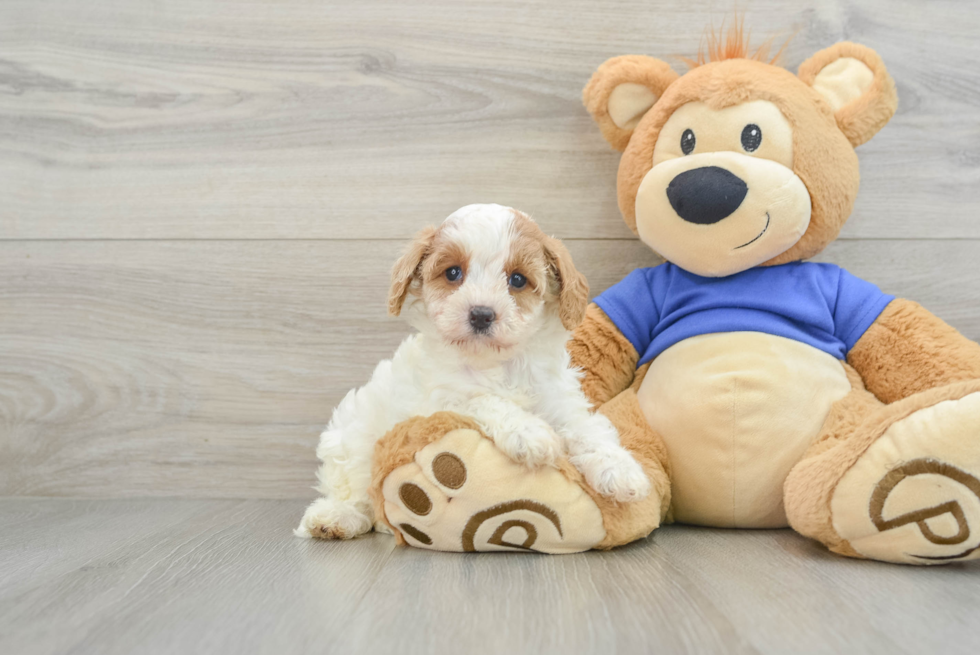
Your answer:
1,238 -> 978,498
0,498 -> 396,655
343,525 -> 980,654
1,499 -> 978,655
1,0 -> 979,240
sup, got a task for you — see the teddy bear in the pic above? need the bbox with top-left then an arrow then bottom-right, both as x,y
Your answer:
365,32 -> 980,564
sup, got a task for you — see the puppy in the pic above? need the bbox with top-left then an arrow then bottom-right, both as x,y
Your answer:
297,204 -> 650,540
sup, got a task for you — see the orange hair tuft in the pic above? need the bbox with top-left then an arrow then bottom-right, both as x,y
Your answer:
680,14 -> 791,68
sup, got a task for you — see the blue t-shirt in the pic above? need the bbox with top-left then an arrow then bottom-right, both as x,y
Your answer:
594,262 -> 894,365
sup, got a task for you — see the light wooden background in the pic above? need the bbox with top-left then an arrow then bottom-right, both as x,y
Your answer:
2,499 -> 978,655
2,0 -> 980,499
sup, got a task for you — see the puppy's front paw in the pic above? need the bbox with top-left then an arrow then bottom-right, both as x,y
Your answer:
493,419 -> 563,468
572,446 -> 651,503
295,497 -> 373,540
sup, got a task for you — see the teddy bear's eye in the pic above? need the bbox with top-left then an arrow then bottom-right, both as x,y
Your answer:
741,124 -> 762,152
680,129 -> 696,155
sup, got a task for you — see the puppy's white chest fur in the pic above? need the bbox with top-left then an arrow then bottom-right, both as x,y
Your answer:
393,331 -> 563,419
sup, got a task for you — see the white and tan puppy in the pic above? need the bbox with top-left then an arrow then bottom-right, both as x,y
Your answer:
297,204 -> 650,539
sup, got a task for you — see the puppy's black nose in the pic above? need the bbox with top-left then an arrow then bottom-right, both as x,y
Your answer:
666,166 -> 748,225
468,306 -> 496,333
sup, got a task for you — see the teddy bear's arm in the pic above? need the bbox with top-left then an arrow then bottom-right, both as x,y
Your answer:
568,304 -> 640,408
847,298 -> 980,403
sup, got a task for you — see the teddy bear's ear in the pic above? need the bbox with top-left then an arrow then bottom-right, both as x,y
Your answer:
583,55 -> 678,151
798,42 -> 898,147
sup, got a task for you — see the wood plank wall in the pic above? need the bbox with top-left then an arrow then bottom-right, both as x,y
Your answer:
2,0 -> 979,497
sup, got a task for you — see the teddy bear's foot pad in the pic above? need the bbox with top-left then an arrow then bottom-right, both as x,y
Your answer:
381,428 -> 606,553
832,391 -> 980,564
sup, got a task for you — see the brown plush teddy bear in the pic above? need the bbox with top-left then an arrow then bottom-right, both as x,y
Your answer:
367,30 -> 980,564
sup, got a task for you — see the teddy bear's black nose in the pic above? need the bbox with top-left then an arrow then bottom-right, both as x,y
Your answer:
666,166 -> 748,225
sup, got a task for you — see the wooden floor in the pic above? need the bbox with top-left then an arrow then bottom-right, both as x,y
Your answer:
3,0 -> 980,652
1,498 -> 978,655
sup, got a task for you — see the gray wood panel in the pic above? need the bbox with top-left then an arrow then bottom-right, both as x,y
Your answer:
342,526 -> 980,655
1,238 -> 977,498
1,0 -> 979,240
1,498 -> 977,655
0,498 -> 397,655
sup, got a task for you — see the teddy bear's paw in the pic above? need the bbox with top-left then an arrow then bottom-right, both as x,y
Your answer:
831,390 -> 980,564
295,497 -> 373,540
490,418 -> 564,469
571,446 -> 652,503
380,428 -> 606,553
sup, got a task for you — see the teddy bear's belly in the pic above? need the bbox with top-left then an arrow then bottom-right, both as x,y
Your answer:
636,332 -> 852,528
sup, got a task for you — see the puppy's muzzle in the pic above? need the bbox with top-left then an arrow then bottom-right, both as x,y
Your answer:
468,306 -> 496,334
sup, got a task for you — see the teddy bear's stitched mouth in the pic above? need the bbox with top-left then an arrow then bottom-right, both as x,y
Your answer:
733,212 -> 770,250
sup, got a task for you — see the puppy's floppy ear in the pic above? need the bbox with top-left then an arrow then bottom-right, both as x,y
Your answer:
542,236 -> 589,330
388,225 -> 437,316
798,42 -> 897,147
583,55 -> 678,152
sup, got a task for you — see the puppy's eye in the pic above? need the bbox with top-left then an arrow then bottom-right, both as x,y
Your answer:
741,124 -> 762,152
445,266 -> 463,282
680,129 -> 696,155
508,272 -> 527,289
